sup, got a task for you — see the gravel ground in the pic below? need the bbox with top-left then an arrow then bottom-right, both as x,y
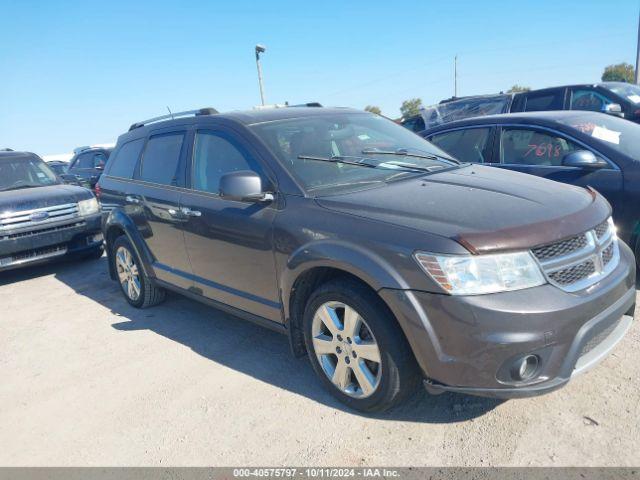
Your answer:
0,255 -> 638,466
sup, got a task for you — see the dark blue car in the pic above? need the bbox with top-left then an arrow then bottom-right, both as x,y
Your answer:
421,111 -> 640,265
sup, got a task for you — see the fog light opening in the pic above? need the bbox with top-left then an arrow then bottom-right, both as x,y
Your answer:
512,354 -> 539,382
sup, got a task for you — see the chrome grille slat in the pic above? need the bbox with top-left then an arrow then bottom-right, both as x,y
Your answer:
531,218 -> 619,292
0,203 -> 80,232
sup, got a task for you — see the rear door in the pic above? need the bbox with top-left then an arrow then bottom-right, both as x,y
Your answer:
178,126 -> 281,321
130,128 -> 193,290
494,125 -> 623,209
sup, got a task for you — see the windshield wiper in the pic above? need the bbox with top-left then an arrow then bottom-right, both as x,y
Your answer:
297,155 -> 378,168
361,147 -> 460,164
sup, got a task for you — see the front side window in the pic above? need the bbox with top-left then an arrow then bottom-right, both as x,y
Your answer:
0,156 -> 59,191
250,113 -> 456,194
107,138 -> 145,179
523,91 -> 564,112
570,89 -> 613,112
192,132 -> 261,194
93,152 -> 107,169
140,133 -> 184,185
429,127 -> 492,163
500,128 -> 579,166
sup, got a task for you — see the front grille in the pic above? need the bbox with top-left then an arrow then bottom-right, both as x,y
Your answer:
594,220 -> 609,239
0,203 -> 80,233
0,221 -> 85,241
531,218 -> 619,292
532,234 -> 588,261
548,260 -> 596,286
579,318 -> 620,357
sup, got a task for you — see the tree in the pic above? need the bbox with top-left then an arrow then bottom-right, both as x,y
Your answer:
400,98 -> 422,118
601,63 -> 635,83
507,84 -> 531,93
364,105 -> 382,115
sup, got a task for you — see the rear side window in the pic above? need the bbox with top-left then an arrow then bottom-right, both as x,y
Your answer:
192,131 -> 261,194
107,139 -> 144,179
140,133 -> 184,185
429,127 -> 492,163
523,91 -> 564,112
73,152 -> 94,169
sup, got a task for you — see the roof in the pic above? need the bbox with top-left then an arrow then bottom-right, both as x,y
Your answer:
0,151 -> 40,162
422,110 -> 611,133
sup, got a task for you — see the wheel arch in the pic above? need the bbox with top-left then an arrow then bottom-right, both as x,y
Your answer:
281,241 -> 410,357
103,210 -> 154,282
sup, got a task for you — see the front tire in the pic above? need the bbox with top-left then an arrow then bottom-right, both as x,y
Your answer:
111,235 -> 165,308
303,278 -> 420,412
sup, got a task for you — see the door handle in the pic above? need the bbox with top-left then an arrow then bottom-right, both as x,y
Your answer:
125,195 -> 141,204
180,207 -> 201,217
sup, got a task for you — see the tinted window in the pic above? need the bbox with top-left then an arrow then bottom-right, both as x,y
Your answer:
570,89 -> 613,112
74,152 -> 94,169
108,138 -> 145,179
192,132 -> 260,194
500,128 -> 580,166
430,127 -> 492,163
93,152 -> 107,168
140,133 -> 184,185
523,91 -> 564,111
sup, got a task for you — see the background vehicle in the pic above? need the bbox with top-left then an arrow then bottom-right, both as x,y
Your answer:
60,146 -> 112,190
0,151 -> 104,271
412,82 -> 640,132
100,106 -> 635,413
46,160 -> 70,175
421,110 -> 640,265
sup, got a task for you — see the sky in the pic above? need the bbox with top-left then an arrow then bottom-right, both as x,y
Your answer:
1,0 -> 639,155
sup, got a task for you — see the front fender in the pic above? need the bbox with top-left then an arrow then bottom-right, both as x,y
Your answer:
103,209 -> 155,281
280,239 -> 410,321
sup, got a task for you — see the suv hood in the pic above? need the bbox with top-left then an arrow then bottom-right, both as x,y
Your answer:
0,184 -> 93,214
315,165 -> 610,253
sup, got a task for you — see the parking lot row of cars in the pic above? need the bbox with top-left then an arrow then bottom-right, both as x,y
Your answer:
1,81 -> 637,413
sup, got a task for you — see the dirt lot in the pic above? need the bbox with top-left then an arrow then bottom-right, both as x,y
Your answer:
0,255 -> 638,466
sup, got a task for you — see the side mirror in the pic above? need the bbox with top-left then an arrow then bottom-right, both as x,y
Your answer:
603,103 -> 624,117
562,150 -> 608,170
219,171 -> 273,203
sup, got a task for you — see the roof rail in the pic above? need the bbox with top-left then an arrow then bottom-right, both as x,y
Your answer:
129,107 -> 219,131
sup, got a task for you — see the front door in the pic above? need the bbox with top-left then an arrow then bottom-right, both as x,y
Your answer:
179,128 -> 281,321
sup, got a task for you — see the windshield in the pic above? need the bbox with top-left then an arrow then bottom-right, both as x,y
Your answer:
250,112 -> 457,194
0,156 -> 59,191
556,112 -> 640,159
601,82 -> 640,105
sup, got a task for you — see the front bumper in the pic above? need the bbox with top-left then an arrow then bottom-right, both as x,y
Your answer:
0,214 -> 102,272
380,240 -> 636,399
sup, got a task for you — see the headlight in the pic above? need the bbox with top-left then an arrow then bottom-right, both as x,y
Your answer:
78,197 -> 99,216
415,251 -> 545,295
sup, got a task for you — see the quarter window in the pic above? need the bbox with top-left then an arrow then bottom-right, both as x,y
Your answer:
429,127 -> 492,163
192,132 -> 261,194
140,133 -> 184,185
500,128 -> 580,166
107,139 -> 145,179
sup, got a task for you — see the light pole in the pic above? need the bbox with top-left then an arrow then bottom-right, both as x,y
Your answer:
255,44 -> 266,105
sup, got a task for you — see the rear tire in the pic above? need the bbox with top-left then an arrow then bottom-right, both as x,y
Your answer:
111,235 -> 165,308
303,278 -> 420,412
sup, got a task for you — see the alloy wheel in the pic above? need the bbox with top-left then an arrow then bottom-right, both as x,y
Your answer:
311,301 -> 382,398
115,246 -> 141,301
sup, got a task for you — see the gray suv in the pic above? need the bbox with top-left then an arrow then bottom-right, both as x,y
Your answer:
99,106 -> 636,412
